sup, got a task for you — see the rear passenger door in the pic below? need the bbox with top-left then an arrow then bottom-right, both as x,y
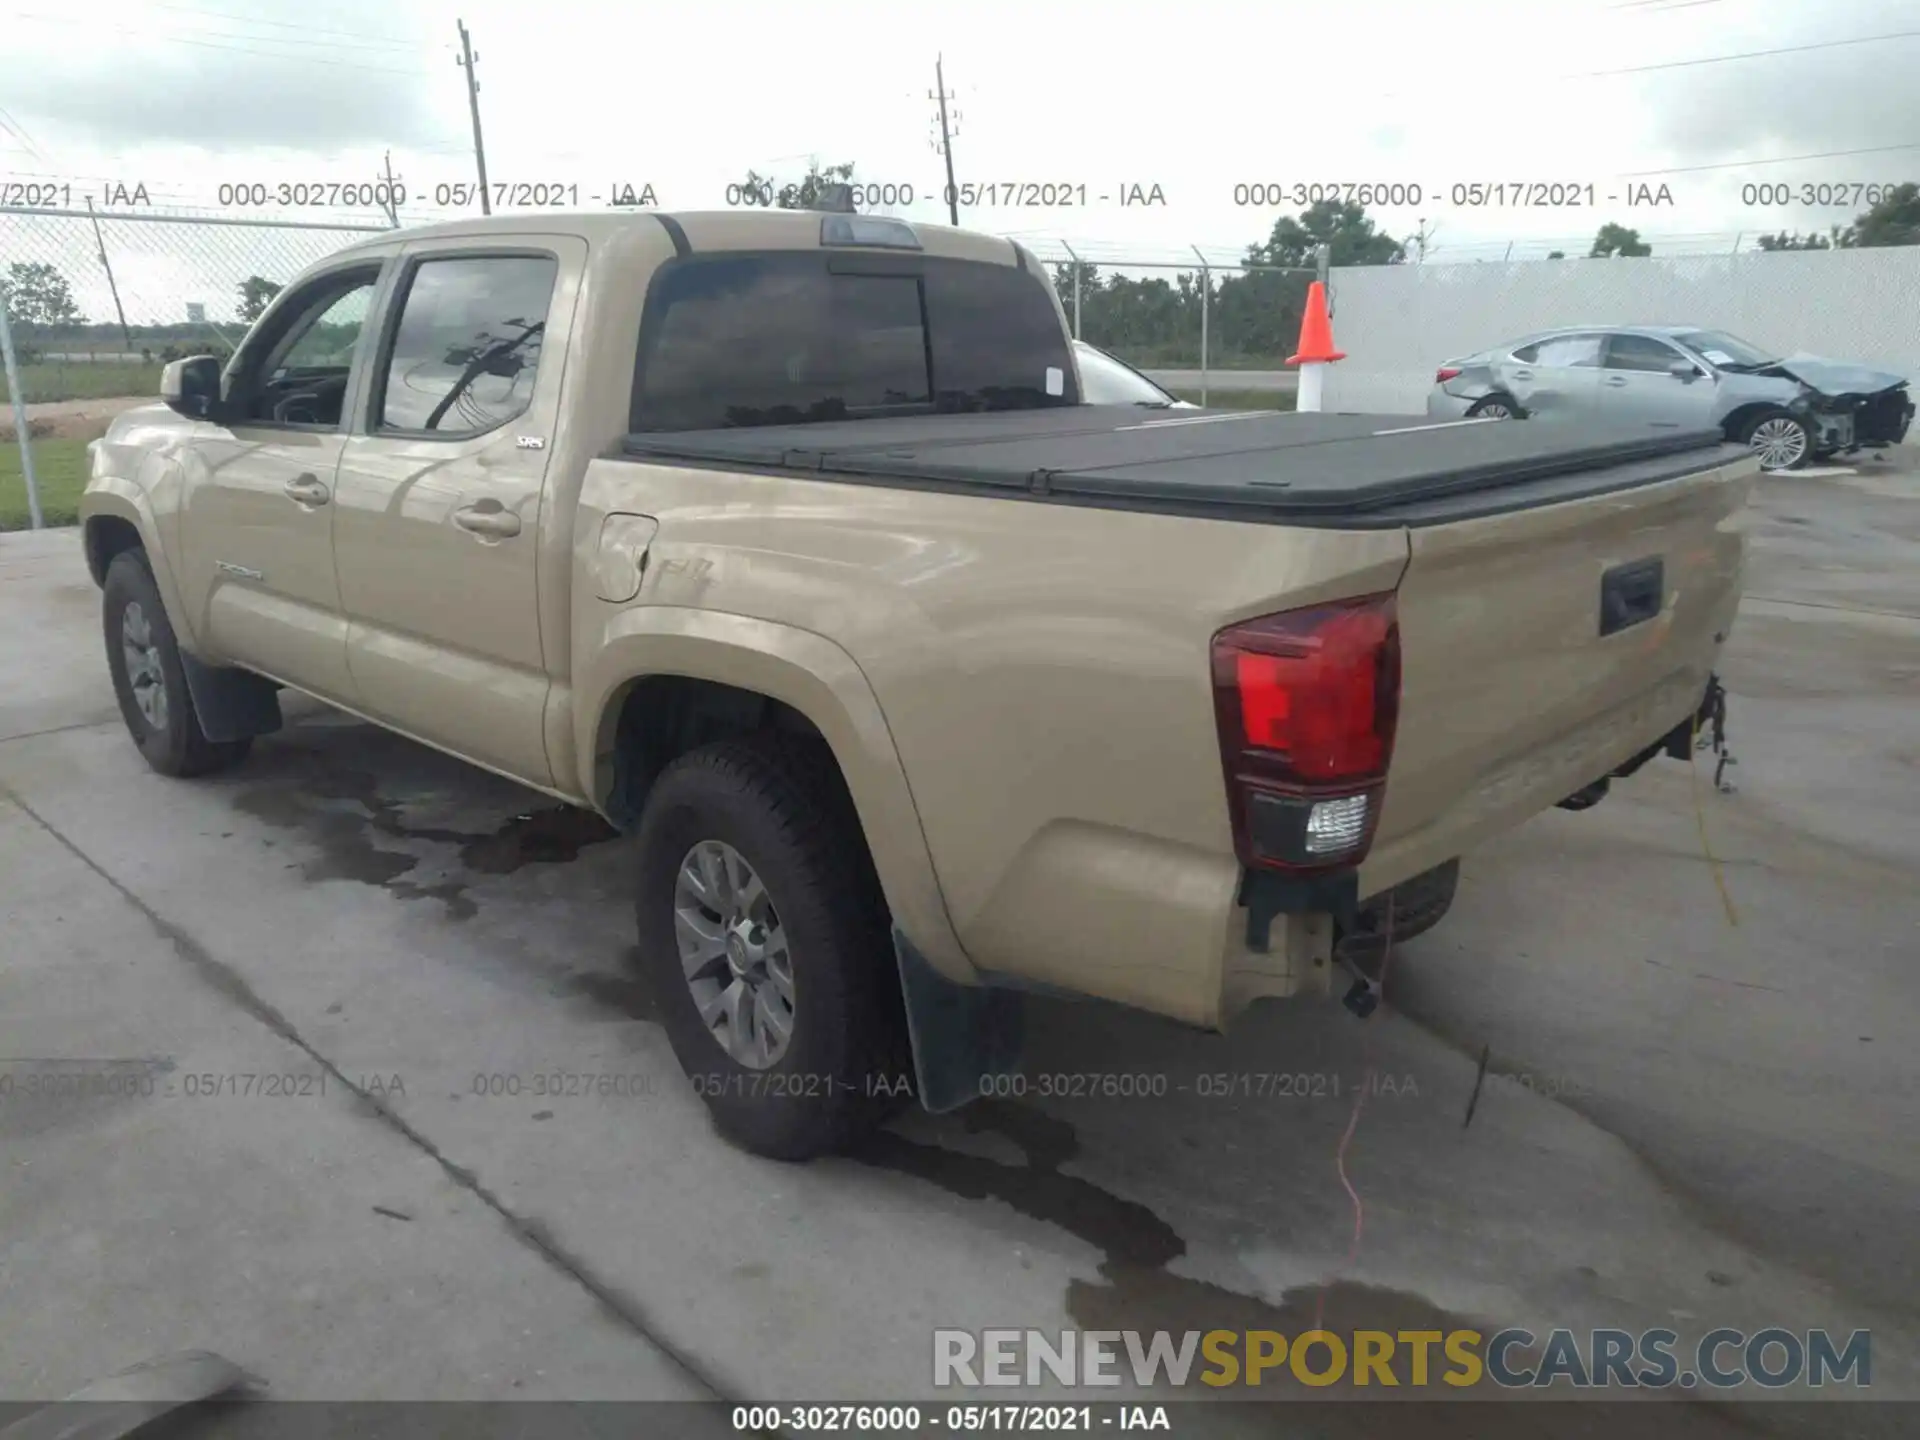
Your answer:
1597,332 -> 1720,431
331,237 -> 585,785
1501,333 -> 1603,417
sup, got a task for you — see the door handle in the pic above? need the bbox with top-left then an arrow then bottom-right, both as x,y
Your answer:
282,473 -> 330,505
1512,369 -> 1533,380
1603,376 -> 1629,387
453,502 -> 522,538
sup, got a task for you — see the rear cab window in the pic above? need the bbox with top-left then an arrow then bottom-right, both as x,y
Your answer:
630,251 -> 1078,432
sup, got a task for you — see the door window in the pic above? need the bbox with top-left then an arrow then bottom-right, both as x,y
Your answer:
1512,334 -> 1602,367
375,255 -> 559,435
1602,333 -> 1685,373
236,271 -> 380,427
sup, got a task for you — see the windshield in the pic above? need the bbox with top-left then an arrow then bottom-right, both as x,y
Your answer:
1673,330 -> 1776,369
1073,342 -> 1175,407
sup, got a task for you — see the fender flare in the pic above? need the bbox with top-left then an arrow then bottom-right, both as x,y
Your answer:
575,605 -> 979,987
80,480 -> 201,653
82,483 -> 282,742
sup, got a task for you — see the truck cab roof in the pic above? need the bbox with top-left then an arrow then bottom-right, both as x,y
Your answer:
331,209 -> 1031,269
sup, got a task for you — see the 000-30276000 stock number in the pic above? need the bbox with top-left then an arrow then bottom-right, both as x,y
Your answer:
1233,181 -> 1615,208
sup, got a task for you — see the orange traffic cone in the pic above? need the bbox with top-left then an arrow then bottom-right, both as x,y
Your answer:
1287,281 -> 1344,412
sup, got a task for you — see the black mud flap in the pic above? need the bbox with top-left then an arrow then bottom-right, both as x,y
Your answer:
892,927 -> 1024,1114
178,652 -> 283,743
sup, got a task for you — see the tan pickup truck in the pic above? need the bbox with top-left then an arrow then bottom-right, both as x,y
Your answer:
79,209 -> 1754,1158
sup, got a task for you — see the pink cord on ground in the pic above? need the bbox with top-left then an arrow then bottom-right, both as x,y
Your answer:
1311,897 -> 1397,1335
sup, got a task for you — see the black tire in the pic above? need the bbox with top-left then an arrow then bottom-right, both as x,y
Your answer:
632,735 -> 909,1160
102,551 -> 252,778
1737,408 -> 1813,471
1466,395 -> 1520,420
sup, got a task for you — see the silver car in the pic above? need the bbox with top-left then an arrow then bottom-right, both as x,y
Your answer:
1427,325 -> 1913,470
1073,341 -> 1199,410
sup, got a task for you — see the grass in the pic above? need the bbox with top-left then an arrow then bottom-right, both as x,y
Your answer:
1,437 -> 89,530
2,360 -> 162,405
1171,389 -> 1296,411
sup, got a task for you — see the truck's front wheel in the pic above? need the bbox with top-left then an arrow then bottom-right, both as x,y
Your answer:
632,735 -> 908,1160
102,552 -> 252,778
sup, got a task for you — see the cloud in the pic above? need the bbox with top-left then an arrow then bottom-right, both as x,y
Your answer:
0,1 -> 453,154
1634,0 -> 1920,166
8,55 -> 444,153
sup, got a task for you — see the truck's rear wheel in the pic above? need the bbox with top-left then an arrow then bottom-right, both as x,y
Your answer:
102,552 -> 252,778
632,735 -> 908,1160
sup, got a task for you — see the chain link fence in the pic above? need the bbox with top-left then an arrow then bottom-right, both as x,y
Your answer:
1,206 -> 386,527
1021,244 -> 1320,401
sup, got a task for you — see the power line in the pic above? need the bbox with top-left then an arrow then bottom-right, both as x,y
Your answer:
1573,28 -> 1920,78
145,2 -> 422,49
1621,141 -> 1920,176
5,13 -> 437,75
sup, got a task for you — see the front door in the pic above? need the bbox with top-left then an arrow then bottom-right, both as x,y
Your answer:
179,262 -> 389,699
1597,332 -> 1720,431
331,238 -> 583,786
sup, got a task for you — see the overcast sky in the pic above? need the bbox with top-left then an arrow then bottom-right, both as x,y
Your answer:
1,0 -> 1916,301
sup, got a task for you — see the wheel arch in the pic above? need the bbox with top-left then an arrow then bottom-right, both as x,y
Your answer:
80,483 -> 204,653
1469,392 -> 1524,418
1721,400 -> 1797,443
576,607 -> 977,986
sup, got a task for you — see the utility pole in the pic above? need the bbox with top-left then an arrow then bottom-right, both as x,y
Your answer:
929,55 -> 960,226
1409,217 -> 1438,263
455,20 -> 491,215
379,150 -> 402,228
84,196 -> 132,352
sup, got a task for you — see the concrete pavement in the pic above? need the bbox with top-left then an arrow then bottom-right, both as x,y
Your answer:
1,460 -> 1916,1433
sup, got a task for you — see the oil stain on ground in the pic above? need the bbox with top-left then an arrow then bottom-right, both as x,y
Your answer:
855,1101 -> 1773,1439
233,749 -> 617,921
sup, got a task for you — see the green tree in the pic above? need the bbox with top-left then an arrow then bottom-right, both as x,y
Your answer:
1546,250 -> 1566,259
1588,223 -> 1652,257
1049,261 -> 1103,333
1837,182 -> 1920,247
1756,230 -> 1831,251
2,261 -> 85,328
237,274 -> 284,323
1246,199 -> 1406,269
736,160 -> 858,210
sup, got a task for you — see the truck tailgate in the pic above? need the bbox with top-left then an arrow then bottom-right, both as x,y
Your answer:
1360,451 -> 1755,898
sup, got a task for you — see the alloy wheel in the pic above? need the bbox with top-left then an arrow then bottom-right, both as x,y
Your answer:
1749,417 -> 1808,470
673,839 -> 795,1068
120,601 -> 170,732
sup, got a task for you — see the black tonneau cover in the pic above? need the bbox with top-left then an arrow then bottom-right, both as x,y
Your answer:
621,407 -> 1743,528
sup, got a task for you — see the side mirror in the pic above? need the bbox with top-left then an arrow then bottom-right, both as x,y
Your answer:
161,356 -> 224,419
1668,359 -> 1702,381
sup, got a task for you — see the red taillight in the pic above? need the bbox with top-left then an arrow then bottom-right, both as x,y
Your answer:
1435,366 -> 1462,383
1212,594 -> 1400,873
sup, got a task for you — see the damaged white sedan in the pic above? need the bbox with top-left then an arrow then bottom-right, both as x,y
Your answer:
1427,325 -> 1914,470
